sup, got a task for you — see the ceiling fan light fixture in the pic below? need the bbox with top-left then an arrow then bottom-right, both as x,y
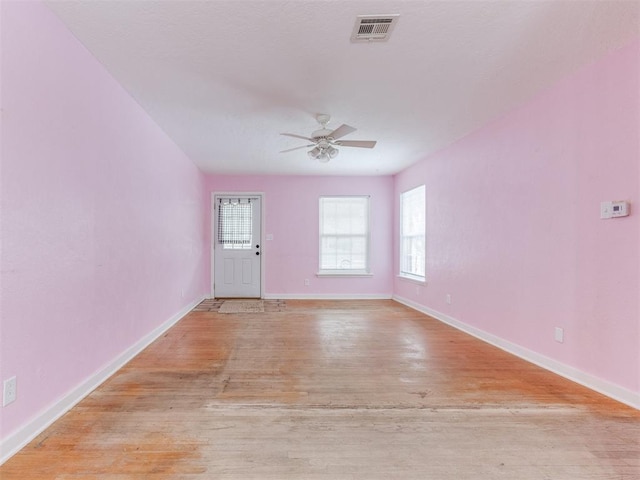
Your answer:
318,152 -> 331,163
308,146 -> 321,159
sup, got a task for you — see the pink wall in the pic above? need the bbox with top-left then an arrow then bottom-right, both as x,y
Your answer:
206,175 -> 394,297
1,1 -> 636,452
0,1 -> 208,441
394,39 -> 640,394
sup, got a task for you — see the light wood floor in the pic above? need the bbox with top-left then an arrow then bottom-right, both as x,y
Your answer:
2,300 -> 638,479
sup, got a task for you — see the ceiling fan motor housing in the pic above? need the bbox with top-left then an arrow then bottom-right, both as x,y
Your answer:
311,129 -> 334,139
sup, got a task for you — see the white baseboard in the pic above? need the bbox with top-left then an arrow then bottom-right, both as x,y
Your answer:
0,295 -> 206,466
393,295 -> 640,410
264,293 -> 393,300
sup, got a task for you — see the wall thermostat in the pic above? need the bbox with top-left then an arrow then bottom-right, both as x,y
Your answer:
600,201 -> 630,219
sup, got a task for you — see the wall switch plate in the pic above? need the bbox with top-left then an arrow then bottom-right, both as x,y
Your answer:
554,327 -> 564,343
446,294 -> 452,305
266,234 -> 274,241
3,376 -> 17,406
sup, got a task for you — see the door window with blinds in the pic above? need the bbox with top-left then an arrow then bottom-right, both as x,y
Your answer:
217,198 -> 254,249
319,196 -> 370,275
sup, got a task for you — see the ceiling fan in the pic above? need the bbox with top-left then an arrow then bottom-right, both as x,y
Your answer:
280,114 -> 377,162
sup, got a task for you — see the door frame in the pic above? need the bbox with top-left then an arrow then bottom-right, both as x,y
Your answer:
211,191 -> 265,299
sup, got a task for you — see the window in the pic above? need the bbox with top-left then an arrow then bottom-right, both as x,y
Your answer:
319,196 -> 370,275
400,185 -> 425,280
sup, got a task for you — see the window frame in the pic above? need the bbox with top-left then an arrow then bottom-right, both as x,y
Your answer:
399,185 -> 426,282
318,195 -> 371,276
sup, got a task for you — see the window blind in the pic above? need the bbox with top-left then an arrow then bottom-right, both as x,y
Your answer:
319,196 -> 370,273
217,198 -> 253,247
400,185 -> 425,278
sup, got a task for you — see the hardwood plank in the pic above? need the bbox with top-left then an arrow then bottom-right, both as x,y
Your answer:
2,300 -> 638,478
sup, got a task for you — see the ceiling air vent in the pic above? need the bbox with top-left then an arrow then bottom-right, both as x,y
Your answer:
351,14 -> 399,43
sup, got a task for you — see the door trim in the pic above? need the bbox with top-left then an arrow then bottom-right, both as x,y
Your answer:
211,192 -> 265,299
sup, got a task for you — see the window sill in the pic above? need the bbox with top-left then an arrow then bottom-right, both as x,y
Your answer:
317,272 -> 373,278
397,274 -> 426,285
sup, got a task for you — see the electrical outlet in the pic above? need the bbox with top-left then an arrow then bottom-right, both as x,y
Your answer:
304,279 -> 310,286
446,294 -> 452,305
554,327 -> 564,343
3,376 -> 17,407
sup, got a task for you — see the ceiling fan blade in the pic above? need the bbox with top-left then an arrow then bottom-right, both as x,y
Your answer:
328,124 -> 357,140
280,144 -> 314,153
281,133 -> 315,142
335,140 -> 377,148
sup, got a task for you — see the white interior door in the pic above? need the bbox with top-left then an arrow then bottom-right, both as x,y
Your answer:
213,195 -> 262,298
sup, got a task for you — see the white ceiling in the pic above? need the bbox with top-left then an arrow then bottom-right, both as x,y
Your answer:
46,1 -> 639,176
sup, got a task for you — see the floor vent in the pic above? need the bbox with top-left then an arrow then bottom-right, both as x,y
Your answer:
351,14 -> 399,42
